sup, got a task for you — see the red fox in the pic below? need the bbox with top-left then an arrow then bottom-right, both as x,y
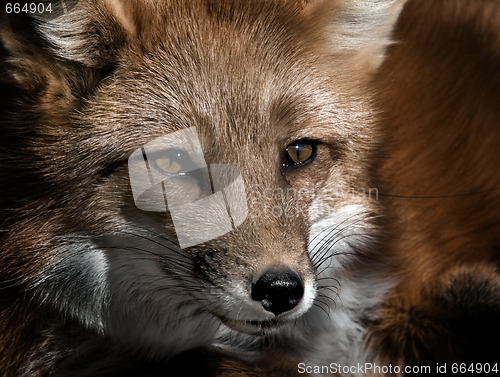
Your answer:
0,0 -> 499,376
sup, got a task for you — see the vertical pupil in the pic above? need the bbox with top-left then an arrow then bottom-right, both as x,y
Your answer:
285,142 -> 313,165
295,145 -> 302,161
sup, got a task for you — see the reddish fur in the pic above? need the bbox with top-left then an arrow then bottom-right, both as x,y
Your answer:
1,0 -> 499,376
370,0 -> 500,366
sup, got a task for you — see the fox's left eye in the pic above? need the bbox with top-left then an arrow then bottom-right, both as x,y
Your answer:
155,157 -> 181,174
153,149 -> 194,176
282,141 -> 317,170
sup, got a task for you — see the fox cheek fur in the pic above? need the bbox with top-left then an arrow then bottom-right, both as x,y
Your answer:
0,0 -> 405,375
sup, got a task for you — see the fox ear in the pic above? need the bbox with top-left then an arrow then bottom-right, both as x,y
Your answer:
104,0 -> 138,37
11,0 -> 145,69
302,0 -> 407,72
0,0 -> 140,124
0,0 -> 143,104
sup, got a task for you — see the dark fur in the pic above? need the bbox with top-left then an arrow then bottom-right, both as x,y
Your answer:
370,0 -> 500,368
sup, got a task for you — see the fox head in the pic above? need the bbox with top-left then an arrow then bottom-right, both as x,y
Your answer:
0,0 -> 404,363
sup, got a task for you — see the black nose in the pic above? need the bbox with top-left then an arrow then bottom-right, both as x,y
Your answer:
251,269 -> 304,316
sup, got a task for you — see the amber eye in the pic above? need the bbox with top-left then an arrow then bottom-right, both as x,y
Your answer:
152,149 -> 194,176
155,157 -> 182,174
282,141 -> 317,170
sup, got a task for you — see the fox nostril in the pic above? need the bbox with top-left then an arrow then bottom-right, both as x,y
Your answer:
251,269 -> 304,316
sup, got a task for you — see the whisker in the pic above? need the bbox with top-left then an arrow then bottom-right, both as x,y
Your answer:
313,300 -> 331,318
307,215 -> 354,249
310,216 -> 370,267
317,292 -> 337,310
317,284 -> 340,299
103,245 -> 192,271
106,228 -> 188,262
313,231 -> 373,271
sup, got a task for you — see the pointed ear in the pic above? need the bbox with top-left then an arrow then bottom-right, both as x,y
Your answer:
0,12 -> 81,114
29,0 -> 146,68
0,0 -> 142,125
0,0 -> 146,107
303,0 -> 407,72
104,0 -> 138,37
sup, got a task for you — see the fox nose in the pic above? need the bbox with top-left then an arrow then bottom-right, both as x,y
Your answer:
251,269 -> 304,316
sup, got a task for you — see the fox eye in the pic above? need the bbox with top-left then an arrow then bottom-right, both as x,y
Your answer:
155,157 -> 181,174
153,149 -> 194,176
282,141 -> 317,170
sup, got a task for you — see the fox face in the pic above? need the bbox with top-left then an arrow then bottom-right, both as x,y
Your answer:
0,0 -> 404,375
